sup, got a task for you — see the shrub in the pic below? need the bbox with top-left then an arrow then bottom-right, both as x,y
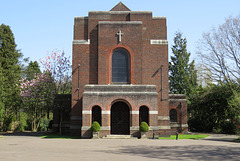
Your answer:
220,121 -> 238,134
4,115 -> 14,131
237,137 -> 240,142
91,121 -> 100,132
140,122 -> 149,132
48,120 -> 53,129
39,118 -> 50,131
18,112 -> 28,132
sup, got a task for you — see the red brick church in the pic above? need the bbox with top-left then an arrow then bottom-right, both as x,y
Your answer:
54,2 -> 188,138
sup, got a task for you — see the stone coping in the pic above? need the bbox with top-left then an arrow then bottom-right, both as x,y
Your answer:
75,14 -> 165,21
83,91 -> 158,96
74,16 -> 88,19
169,99 -> 187,102
89,11 -> 152,14
170,123 -> 188,128
73,39 -> 90,45
83,84 -> 158,96
110,11 -> 131,14
158,116 -> 170,121
153,17 -> 166,19
84,84 -> 157,91
98,21 -> 142,25
150,39 -> 168,45
84,85 -> 157,94
85,84 -> 156,87
169,94 -> 186,97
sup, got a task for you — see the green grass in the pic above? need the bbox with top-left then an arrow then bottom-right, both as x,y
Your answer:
159,134 -> 209,140
237,137 -> 240,142
41,134 -> 81,139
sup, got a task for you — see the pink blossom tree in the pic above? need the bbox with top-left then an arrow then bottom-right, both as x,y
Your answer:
19,72 -> 56,131
39,49 -> 71,94
39,49 -> 71,134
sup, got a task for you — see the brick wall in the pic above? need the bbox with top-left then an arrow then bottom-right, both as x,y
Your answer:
71,5 -> 184,137
169,94 -> 188,133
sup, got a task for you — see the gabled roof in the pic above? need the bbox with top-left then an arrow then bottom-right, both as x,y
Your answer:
110,2 -> 131,11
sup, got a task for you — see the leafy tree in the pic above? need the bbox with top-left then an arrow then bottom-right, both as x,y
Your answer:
169,32 -> 197,97
40,50 -> 72,135
196,14 -> 240,134
39,50 -> 71,134
19,72 -> 56,131
0,24 -> 22,131
188,84 -> 240,134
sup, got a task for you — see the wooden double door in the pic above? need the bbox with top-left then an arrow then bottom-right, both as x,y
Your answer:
111,102 -> 130,135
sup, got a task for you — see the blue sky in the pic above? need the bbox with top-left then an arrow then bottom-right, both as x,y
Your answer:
1,0 -> 240,67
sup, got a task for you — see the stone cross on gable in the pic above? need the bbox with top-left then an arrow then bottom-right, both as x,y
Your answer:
117,30 -> 124,42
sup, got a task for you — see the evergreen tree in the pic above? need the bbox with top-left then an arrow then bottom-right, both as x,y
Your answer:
25,61 -> 41,80
0,24 -> 22,131
169,32 -> 197,97
0,63 -> 4,121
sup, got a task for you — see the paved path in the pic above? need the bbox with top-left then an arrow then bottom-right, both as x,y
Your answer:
0,133 -> 239,161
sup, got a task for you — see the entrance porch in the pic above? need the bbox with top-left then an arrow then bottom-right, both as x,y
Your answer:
81,84 -> 159,138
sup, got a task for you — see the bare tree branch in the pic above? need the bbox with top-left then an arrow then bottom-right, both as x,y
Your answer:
197,14 -> 240,85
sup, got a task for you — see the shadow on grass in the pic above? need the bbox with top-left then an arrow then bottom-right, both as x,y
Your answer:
1,131 -> 81,139
2,131 -> 50,137
159,134 -> 209,140
202,137 -> 240,143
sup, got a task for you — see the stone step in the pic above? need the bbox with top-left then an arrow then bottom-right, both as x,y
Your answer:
104,135 -> 136,139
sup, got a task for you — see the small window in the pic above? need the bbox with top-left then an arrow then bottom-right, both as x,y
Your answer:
170,109 -> 177,122
139,106 -> 149,125
92,106 -> 102,126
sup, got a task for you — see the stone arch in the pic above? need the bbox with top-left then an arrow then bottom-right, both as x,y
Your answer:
137,103 -> 153,111
92,105 -> 102,126
139,105 -> 149,126
105,96 -> 135,111
88,103 -> 104,111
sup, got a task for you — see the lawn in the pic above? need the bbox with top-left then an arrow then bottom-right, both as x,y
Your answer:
41,133 -> 209,140
159,134 -> 209,140
41,134 -> 81,139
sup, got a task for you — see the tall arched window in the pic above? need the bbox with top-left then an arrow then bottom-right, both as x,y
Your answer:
112,49 -> 130,84
92,106 -> 102,126
139,106 -> 149,125
170,109 -> 177,122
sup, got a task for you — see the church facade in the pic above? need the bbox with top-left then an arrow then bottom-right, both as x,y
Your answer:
70,2 -> 188,138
